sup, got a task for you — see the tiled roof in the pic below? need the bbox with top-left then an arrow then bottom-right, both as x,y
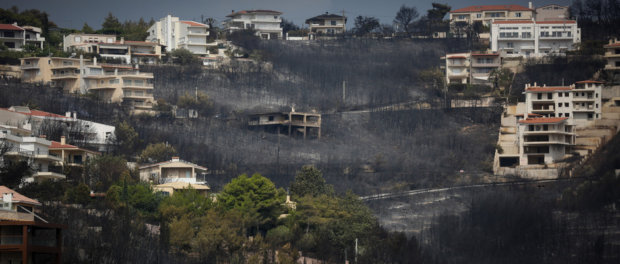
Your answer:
306,14 -> 346,22
0,24 -> 24,31
0,186 -> 41,206
526,87 -> 573,92
139,158 -> 208,171
604,42 -> 620,48
50,141 -> 78,149
447,56 -> 467,59
451,5 -> 532,13
519,117 -> 568,124
575,80 -> 604,84
181,21 -> 208,27
493,20 -> 534,24
515,113 -> 542,117
492,20 -> 576,24
227,10 -> 282,17
1,107 -> 70,119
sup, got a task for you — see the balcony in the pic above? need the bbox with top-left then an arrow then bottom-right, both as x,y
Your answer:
572,96 -> 594,102
539,34 -> 573,39
20,64 -> 39,70
0,210 -> 35,222
573,105 -> 595,112
33,171 -> 66,180
471,61 -> 500,67
605,50 -> 620,58
605,64 -> 620,70
531,105 -> 555,113
51,63 -> 78,69
51,73 -> 79,79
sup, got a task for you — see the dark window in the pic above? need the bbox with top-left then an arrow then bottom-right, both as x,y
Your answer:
268,116 -> 274,121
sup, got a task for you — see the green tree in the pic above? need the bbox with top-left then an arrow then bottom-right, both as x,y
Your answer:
113,121 -> 141,158
218,173 -> 286,234
290,165 -> 333,198
102,12 -> 122,35
65,183 -> 91,205
394,5 -> 419,35
139,142 -> 176,163
82,23 -> 95,34
169,48 -> 200,65
84,155 -> 130,191
176,91 -> 213,115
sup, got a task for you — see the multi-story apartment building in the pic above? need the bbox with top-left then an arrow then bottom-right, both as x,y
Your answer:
147,15 -> 210,55
20,57 -> 155,110
223,10 -> 283,39
305,13 -> 347,36
0,23 -> 45,51
0,186 -> 64,264
449,4 -> 534,27
63,34 -> 163,64
490,20 -> 581,57
441,52 -> 502,85
0,125 -> 65,182
604,38 -> 620,71
535,4 -> 569,21
515,116 -> 575,166
524,81 -> 602,126
494,80 -> 604,178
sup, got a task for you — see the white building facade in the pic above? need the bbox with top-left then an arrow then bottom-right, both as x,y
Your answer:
491,20 -> 581,57
442,52 -> 502,85
224,10 -> 283,39
147,15 -> 209,55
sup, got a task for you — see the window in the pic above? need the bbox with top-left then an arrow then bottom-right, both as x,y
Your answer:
507,42 -> 514,48
565,113 -> 570,117
515,12 -> 522,17
565,92 -> 569,97
75,36 -> 81,42
458,15 -> 466,19
331,20 -> 337,26
558,93 -> 562,97
274,16 -> 278,19
588,113 -> 593,119
565,103 -> 569,107
186,171 -> 191,178
476,14 -> 482,18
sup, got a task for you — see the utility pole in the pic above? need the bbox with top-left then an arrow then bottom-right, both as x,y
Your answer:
354,238 -> 358,264
342,80 -> 346,103
195,86 -> 198,101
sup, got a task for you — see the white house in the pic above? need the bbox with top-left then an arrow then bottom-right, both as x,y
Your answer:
223,10 -> 283,39
441,52 -> 502,85
147,15 -> 209,55
490,20 -> 581,57
0,125 -> 65,182
0,23 -> 45,51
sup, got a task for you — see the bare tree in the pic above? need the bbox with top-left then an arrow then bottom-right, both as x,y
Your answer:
394,5 -> 419,36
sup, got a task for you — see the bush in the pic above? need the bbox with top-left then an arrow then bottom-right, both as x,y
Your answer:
65,183 -> 91,205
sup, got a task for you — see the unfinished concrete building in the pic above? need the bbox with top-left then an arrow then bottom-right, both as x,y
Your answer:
248,111 -> 321,139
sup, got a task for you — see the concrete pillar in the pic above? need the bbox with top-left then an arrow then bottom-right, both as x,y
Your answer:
22,225 -> 28,264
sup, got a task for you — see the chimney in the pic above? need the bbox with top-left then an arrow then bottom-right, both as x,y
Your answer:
61,136 -> 66,145
73,111 -> 77,119
39,135 -> 46,139
65,111 -> 71,118
2,193 -> 12,208
172,156 -> 180,161
528,2 -> 532,9
120,37 -> 124,44
93,56 -> 97,66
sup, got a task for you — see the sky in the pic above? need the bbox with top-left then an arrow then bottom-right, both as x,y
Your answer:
2,0 -> 572,30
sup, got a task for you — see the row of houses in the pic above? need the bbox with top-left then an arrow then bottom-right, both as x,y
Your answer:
449,2 -> 569,28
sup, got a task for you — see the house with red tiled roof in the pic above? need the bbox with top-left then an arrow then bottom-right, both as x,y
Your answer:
0,185 -> 64,264
147,15 -> 211,55
449,4 -> 534,28
604,38 -> 620,71
493,80 -> 604,178
223,10 -> 283,39
49,136 -> 100,168
490,19 -> 580,57
0,23 -> 45,51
